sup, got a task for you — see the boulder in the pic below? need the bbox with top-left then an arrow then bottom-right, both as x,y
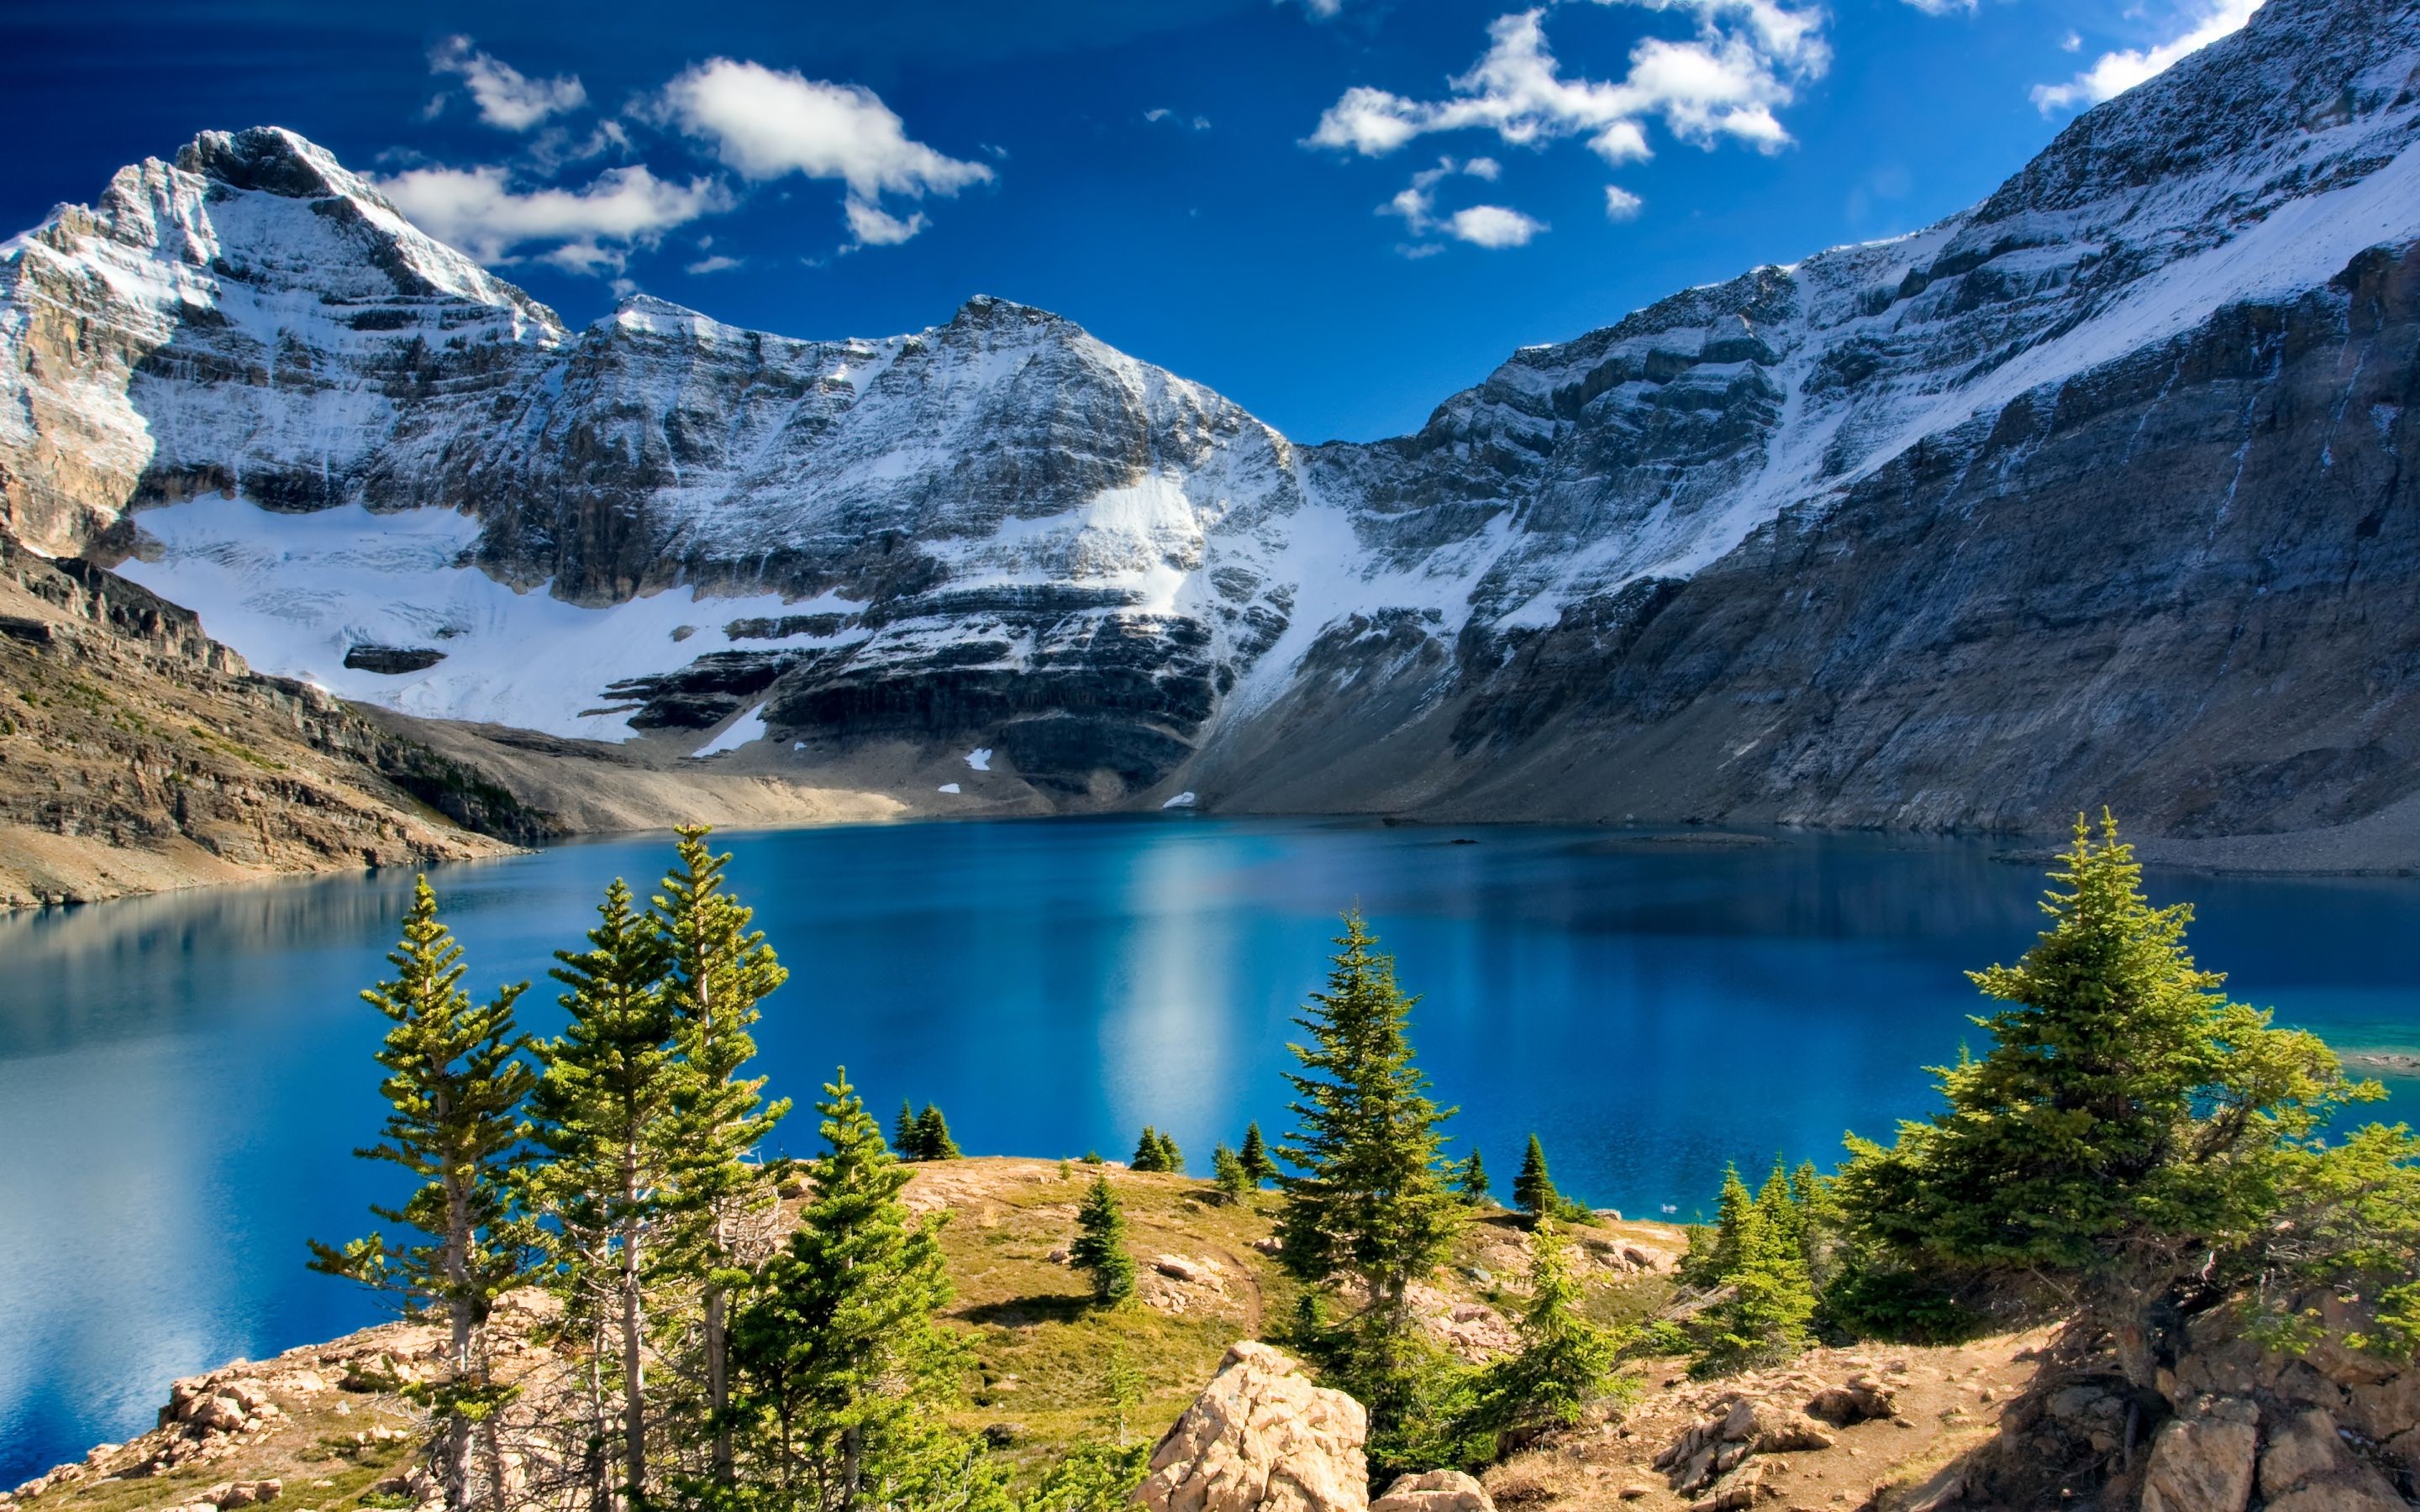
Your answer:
2139,1397 -> 2257,1512
1719,1398 -> 1835,1453
1805,1373 -> 1896,1425
1139,1341 -> 1369,1512
2257,1407 -> 2406,1512
1370,1470 -> 1494,1512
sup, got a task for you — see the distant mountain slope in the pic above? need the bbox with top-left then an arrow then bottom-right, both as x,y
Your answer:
2,0 -> 2416,848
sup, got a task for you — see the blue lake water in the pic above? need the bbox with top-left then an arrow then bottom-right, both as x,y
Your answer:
3,816 -> 2417,1483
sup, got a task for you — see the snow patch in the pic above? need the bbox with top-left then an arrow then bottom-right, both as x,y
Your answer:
692,703 -> 766,758
937,782 -> 962,794
964,747 -> 992,771
1160,791 -> 1197,809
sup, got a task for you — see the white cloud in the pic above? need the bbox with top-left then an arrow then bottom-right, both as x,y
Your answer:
1307,1 -> 1828,167
1445,204 -> 1547,247
843,198 -> 927,246
2032,0 -> 2263,113
1145,107 -> 1215,130
1897,0 -> 1975,14
1604,184 -> 1644,218
1286,0 -> 1346,17
658,59 -> 992,247
429,37 -> 587,132
2060,30 -> 2083,52
381,164 -> 729,271
1381,158 -> 1546,249
686,255 -> 743,274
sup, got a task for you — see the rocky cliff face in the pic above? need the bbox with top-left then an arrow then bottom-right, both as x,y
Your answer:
3,0 -> 2416,837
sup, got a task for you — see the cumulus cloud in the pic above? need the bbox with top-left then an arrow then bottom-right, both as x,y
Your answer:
1382,157 -> 1544,249
658,59 -> 992,246
1603,184 -> 1644,218
1444,204 -> 1546,246
381,164 -> 729,272
2032,0 -> 2263,113
429,37 -> 588,132
1308,0 -> 1828,168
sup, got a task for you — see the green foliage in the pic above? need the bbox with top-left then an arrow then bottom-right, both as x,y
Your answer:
1211,1143 -> 1251,1205
726,1068 -> 971,1511
1129,1126 -> 1181,1173
1071,1172 -> 1136,1305
1455,1147 -> 1491,1207
913,1104 -> 962,1162
1276,909 -> 1464,1302
657,824 -> 792,1480
1471,1216 -> 1626,1446
1512,1136 -> 1557,1224
1239,1122 -> 1276,1185
1021,1442 -> 1150,1512
1836,812 -> 2402,1383
1693,1162 -> 1818,1373
308,876 -> 537,1509
895,1101 -> 921,1161
526,876 -> 681,1501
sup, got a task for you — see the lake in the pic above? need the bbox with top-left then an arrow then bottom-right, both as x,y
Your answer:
3,816 -> 2416,1483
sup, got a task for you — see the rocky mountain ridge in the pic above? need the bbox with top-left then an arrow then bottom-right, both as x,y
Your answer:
3,0 -> 2417,848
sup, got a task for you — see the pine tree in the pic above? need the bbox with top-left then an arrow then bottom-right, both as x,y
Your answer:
527,878 -> 679,1506
1130,1126 -> 1167,1172
914,1104 -> 960,1161
1686,1163 -> 1755,1289
1839,813 -> 2383,1387
1699,1184 -> 1818,1371
1512,1135 -> 1561,1226
1071,1172 -> 1136,1305
310,877 -> 536,1512
1475,1215 -> 1622,1444
1277,910 -> 1463,1306
1455,1148 -> 1491,1207
727,1068 -> 967,1511
1213,1143 -> 1251,1205
1239,1122 -> 1275,1185
656,825 -> 791,1485
1154,1129 -> 1183,1174
894,1100 -> 921,1161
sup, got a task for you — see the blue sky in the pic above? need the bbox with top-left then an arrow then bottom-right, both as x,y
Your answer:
0,0 -> 2260,441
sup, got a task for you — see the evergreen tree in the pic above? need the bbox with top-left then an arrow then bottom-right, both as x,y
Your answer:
1839,813 -> 2395,1387
1754,1157 -> 1802,1255
528,878 -> 680,1506
1455,1148 -> 1491,1207
1070,1172 -> 1135,1305
894,1101 -> 920,1161
1512,1136 -> 1561,1226
1154,1129 -> 1183,1174
1239,1122 -> 1275,1185
310,877 -> 537,1512
1276,909 -> 1463,1305
1474,1216 -> 1622,1445
1212,1143 -> 1251,1205
1685,1163 -> 1756,1289
657,825 -> 792,1485
727,1068 -> 967,1512
913,1104 -> 960,1161
1130,1126 -> 1168,1173
1697,1180 -> 1818,1371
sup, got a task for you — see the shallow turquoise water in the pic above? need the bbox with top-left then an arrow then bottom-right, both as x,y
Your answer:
3,816 -> 2416,1482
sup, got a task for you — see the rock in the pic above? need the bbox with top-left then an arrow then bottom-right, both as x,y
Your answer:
1045,1247 -> 1072,1264
204,1480 -> 282,1509
1720,1398 -> 1835,1453
1155,1254 -> 1219,1284
188,1395 -> 249,1433
1139,1341 -> 1369,1512
1370,1469 -> 1495,1512
2257,1407 -> 2407,1512
1688,1464 -> 1766,1512
1251,1237 -> 1285,1256
1618,1486 -> 1652,1500
2139,1397 -> 2257,1512
1805,1375 -> 1896,1425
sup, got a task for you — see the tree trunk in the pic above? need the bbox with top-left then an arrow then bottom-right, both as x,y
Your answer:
620,1222 -> 645,1506
840,1425 -> 864,1512
706,1284 -> 733,1481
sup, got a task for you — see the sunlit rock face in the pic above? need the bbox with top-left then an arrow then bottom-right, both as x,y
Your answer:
4,0 -> 2418,828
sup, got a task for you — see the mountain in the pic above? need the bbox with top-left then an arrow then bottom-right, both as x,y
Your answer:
3,0 -> 2417,853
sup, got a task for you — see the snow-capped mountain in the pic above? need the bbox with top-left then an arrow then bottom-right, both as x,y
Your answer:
4,0 -> 2417,834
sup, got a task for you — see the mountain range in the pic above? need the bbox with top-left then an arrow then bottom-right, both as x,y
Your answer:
3,0 -> 2416,893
